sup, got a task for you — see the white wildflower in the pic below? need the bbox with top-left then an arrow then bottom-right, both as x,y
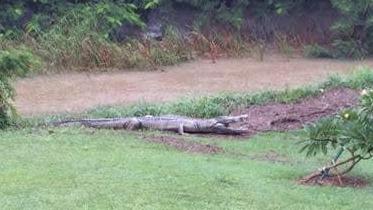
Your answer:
343,113 -> 350,119
361,89 -> 368,96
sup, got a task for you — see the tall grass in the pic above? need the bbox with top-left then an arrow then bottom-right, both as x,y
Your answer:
27,26 -> 257,72
0,5 -> 311,73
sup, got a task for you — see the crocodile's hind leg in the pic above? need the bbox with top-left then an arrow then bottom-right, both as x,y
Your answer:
178,123 -> 184,135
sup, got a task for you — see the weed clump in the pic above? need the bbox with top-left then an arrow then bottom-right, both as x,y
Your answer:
303,44 -> 333,58
0,48 -> 40,128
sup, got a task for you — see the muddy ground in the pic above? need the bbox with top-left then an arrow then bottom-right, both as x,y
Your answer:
230,88 -> 360,136
15,54 -> 373,116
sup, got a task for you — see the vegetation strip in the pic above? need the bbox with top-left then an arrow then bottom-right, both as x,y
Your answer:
2,1 -> 373,71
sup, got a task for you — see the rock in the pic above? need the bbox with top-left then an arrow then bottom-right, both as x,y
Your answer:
144,8 -> 164,40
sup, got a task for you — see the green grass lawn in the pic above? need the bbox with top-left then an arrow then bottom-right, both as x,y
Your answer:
1,128 -> 373,210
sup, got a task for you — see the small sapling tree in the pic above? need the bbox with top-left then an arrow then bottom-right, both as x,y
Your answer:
300,90 -> 373,181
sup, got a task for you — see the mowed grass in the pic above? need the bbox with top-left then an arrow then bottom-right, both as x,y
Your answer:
1,128 -> 373,209
3,68 -> 373,209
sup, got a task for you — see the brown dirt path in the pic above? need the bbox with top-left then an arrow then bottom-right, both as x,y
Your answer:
15,54 -> 373,116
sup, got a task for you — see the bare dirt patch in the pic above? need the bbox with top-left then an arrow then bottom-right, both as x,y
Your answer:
298,174 -> 368,188
144,135 -> 223,154
15,54 -> 373,116
231,88 -> 360,136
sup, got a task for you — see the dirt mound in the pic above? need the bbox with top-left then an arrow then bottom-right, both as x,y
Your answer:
145,135 -> 223,154
298,174 -> 368,188
231,88 -> 360,136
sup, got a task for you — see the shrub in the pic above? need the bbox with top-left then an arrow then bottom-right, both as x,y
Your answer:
331,39 -> 368,59
0,48 -> 40,128
303,44 -> 333,58
32,2 -> 144,70
300,90 -> 373,177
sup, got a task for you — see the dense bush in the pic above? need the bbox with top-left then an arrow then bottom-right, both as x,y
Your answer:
302,1 -> 373,59
33,2 -> 145,69
0,0 -> 145,38
0,48 -> 40,128
303,44 -> 333,58
329,0 -> 373,59
0,0 -> 323,37
1,0 -> 373,70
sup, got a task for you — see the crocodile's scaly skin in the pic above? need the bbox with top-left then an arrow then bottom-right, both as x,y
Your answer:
55,115 -> 248,135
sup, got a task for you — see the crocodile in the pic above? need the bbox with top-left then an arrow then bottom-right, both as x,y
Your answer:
55,115 -> 249,135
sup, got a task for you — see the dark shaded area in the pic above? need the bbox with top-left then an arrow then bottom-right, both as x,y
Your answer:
244,1 -> 338,44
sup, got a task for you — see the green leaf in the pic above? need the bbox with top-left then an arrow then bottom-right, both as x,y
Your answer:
145,0 -> 159,10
